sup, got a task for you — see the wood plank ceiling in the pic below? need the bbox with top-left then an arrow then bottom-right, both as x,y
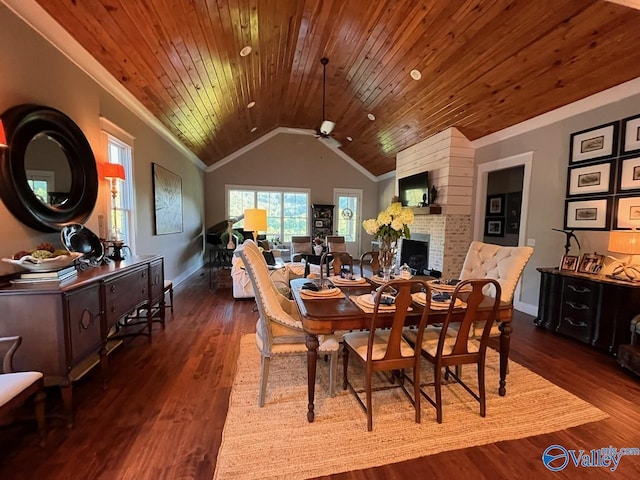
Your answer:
34,0 -> 640,176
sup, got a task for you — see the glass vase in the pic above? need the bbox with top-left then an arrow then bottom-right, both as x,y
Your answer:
378,240 -> 396,281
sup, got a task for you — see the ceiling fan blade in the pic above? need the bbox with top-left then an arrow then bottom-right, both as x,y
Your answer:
318,136 -> 342,148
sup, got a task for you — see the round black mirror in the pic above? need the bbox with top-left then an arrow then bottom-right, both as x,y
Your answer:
0,104 -> 98,232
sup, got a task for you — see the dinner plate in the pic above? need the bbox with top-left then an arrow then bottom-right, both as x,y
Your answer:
355,294 -> 396,310
411,292 -> 465,309
427,279 -> 471,293
300,287 -> 342,298
328,275 -> 368,286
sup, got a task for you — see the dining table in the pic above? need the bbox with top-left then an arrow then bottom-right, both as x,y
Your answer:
290,277 -> 514,422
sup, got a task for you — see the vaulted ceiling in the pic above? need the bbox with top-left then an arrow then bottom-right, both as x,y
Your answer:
32,0 -> 640,176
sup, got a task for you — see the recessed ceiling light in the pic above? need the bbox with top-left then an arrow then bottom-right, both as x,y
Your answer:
346,136 -> 353,142
410,69 -> 422,80
250,126 -> 258,133
247,101 -> 256,109
240,46 -> 252,57
367,113 -> 376,121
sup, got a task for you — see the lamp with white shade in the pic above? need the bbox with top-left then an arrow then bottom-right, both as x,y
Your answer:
244,208 -> 267,243
608,228 -> 640,281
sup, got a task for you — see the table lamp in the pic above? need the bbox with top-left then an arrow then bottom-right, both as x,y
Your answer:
607,228 -> 640,281
244,208 -> 267,243
98,162 -> 126,242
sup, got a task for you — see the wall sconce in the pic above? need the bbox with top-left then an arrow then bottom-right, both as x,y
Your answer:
243,208 -> 267,243
608,229 -> 640,281
98,162 -> 126,242
0,119 -> 8,148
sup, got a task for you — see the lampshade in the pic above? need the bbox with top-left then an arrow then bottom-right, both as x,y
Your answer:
0,119 -> 7,147
99,162 -> 126,180
244,208 -> 267,241
608,229 -> 640,255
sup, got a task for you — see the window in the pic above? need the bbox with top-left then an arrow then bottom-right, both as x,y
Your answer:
101,118 -> 135,252
26,170 -> 54,204
227,186 -> 310,242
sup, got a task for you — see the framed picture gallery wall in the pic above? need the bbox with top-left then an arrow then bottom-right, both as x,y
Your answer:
564,116 -> 640,232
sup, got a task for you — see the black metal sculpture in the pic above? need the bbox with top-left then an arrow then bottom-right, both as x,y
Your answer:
552,228 -> 581,256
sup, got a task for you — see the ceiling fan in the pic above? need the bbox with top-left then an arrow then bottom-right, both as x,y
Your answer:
315,57 -> 341,148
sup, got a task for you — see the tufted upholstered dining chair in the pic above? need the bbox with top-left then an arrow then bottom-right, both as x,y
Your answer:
290,236 -> 312,262
458,241 -> 533,337
403,279 -> 501,423
0,336 -> 46,446
342,279 -> 432,431
235,240 -> 339,406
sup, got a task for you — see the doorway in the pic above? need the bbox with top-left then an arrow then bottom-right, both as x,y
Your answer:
333,188 -> 362,257
483,166 -> 524,247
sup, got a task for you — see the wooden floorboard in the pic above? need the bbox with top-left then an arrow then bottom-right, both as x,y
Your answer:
1,267 -> 639,479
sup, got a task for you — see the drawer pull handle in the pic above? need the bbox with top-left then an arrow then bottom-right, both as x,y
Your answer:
142,272 -> 147,278
111,285 -> 117,293
566,301 -> 588,310
111,306 -> 116,313
563,317 -> 587,328
567,284 -> 590,293
80,309 -> 93,330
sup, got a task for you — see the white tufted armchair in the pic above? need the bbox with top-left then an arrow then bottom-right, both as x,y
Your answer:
459,241 -> 534,336
235,240 -> 339,406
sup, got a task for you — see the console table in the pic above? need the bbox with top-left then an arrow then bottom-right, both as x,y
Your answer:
535,267 -> 640,353
0,255 -> 164,425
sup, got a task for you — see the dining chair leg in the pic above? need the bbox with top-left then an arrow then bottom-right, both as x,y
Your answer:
434,366 -> 443,424
34,388 -> 46,447
258,355 -> 270,407
328,351 -> 337,397
413,368 -> 421,424
478,360 -> 486,417
342,345 -> 349,390
365,372 -> 373,432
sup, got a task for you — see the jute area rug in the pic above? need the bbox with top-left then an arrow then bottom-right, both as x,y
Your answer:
213,334 -> 608,480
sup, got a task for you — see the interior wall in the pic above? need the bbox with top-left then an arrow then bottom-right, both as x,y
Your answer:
0,5 -> 204,282
204,133 -> 378,254
475,91 -> 640,308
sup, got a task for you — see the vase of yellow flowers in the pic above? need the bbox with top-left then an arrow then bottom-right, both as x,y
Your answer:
362,202 -> 414,281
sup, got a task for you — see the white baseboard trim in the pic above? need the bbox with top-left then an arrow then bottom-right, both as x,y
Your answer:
514,301 -> 538,318
171,260 -> 205,287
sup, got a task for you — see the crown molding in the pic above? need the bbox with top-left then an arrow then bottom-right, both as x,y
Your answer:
2,0 -> 207,170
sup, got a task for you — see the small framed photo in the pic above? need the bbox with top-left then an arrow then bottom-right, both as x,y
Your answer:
567,160 -> 614,196
484,218 -> 504,237
613,195 -> 640,229
622,113 -> 640,155
564,197 -> 611,230
560,255 -> 579,272
314,220 -> 324,227
569,122 -> 618,164
618,156 -> 640,192
485,194 -> 505,216
577,253 -> 605,275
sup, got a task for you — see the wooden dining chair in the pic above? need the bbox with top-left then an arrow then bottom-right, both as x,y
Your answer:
403,279 -> 501,423
342,279 -> 432,431
323,251 -> 353,277
359,251 -> 380,278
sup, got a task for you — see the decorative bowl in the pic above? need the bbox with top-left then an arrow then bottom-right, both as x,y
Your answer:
2,251 -> 83,272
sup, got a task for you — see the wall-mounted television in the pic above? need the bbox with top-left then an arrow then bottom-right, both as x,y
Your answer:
398,171 -> 429,207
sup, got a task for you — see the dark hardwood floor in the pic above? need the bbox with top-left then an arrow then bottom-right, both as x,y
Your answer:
1,267 -> 639,479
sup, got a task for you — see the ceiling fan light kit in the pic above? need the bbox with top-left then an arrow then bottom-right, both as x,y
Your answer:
319,120 -> 335,135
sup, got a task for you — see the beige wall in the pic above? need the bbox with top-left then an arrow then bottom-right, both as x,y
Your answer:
204,133 -> 379,253
0,5 -> 204,282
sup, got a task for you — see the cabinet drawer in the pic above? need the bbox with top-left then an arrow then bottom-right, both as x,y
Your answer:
557,278 -> 598,344
65,284 -> 102,366
103,266 -> 148,327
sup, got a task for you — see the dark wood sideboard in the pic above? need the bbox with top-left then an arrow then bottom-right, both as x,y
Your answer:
535,267 -> 640,353
0,255 -> 164,425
